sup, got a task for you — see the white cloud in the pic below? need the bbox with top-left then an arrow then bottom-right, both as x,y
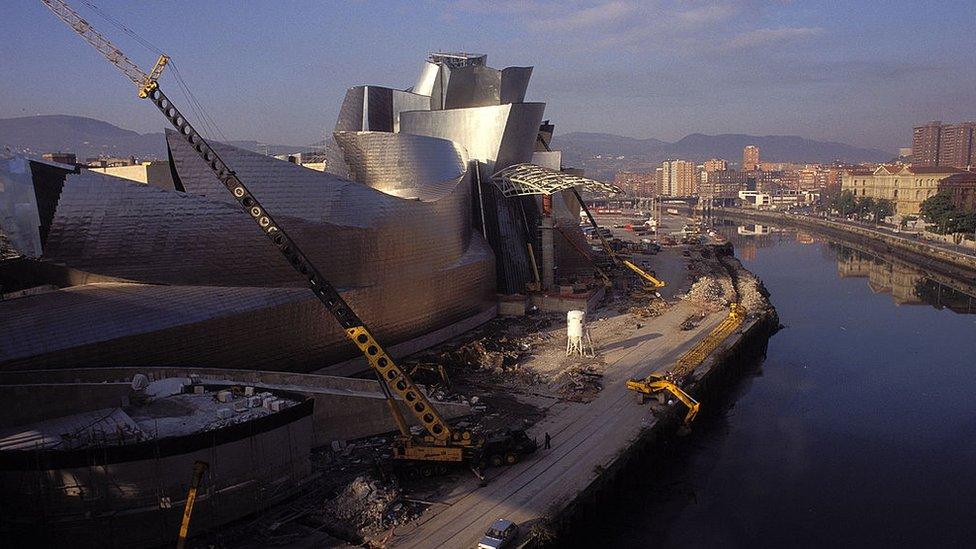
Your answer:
538,1 -> 638,32
726,26 -> 823,49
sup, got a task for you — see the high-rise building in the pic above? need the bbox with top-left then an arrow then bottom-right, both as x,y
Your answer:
703,158 -> 728,172
938,122 -> 975,168
742,145 -> 760,171
912,121 -> 976,168
912,121 -> 942,167
660,160 -> 695,196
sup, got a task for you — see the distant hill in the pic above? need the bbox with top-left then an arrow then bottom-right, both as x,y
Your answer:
0,115 -> 307,160
553,131 -> 891,180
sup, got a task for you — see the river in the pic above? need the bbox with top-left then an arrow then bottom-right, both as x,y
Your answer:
593,222 -> 976,547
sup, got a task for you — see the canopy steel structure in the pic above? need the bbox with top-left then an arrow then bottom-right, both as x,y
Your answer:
490,163 -> 622,197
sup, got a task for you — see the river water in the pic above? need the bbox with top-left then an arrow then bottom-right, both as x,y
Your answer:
596,223 -> 976,547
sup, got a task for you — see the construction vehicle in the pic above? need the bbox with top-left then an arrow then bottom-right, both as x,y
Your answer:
572,188 -> 667,290
626,303 -> 746,426
625,373 -> 699,425
176,460 -> 209,549
40,0 -> 535,474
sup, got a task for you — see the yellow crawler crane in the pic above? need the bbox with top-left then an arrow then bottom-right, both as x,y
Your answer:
673,303 -> 746,377
627,303 -> 746,425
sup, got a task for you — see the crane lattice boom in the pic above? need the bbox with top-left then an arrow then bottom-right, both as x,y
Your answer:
40,0 -> 167,97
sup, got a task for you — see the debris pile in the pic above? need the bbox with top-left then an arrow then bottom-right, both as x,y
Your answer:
683,276 -> 727,306
679,312 -> 706,331
551,363 -> 604,402
720,256 -> 774,316
320,475 -> 420,537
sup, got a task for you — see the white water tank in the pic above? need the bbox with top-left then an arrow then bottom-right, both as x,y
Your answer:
567,310 -> 585,339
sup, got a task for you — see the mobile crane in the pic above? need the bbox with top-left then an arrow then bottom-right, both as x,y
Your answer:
40,0 -> 535,472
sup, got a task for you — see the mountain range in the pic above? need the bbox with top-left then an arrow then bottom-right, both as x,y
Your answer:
0,115 -> 305,160
1,115 -> 890,177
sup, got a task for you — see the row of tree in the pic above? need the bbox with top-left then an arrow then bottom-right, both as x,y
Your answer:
919,192 -> 976,235
828,191 -> 894,223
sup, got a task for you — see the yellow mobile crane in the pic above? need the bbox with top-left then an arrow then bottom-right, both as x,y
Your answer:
40,0 -> 535,471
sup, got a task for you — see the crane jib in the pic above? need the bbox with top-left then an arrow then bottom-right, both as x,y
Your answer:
145,87 -> 453,442
39,0 -> 455,444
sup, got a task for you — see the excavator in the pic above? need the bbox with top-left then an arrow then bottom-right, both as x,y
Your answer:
39,0 -> 535,479
626,303 -> 746,426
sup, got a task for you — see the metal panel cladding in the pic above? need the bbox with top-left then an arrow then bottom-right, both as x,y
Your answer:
3,131 -> 498,371
333,131 -> 467,201
334,86 -> 430,133
399,103 -> 546,172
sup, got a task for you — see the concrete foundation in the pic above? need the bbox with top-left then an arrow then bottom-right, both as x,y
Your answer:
530,285 -> 605,314
0,367 -> 471,447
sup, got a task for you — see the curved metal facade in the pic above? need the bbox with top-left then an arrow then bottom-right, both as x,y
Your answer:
333,131 -> 467,201
0,50 -> 605,371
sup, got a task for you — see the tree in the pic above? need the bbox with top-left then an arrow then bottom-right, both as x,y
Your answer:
830,191 -> 857,217
856,197 -> 876,219
872,198 -> 894,224
920,192 -> 956,233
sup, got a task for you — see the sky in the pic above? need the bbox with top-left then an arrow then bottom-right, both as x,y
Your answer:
2,1 -> 975,153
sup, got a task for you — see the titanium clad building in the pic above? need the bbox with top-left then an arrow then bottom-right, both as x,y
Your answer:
0,52 -> 592,373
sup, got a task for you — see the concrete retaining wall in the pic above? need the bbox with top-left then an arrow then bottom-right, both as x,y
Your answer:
715,208 -> 976,274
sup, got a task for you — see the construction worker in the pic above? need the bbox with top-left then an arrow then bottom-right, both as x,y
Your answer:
544,432 -> 551,450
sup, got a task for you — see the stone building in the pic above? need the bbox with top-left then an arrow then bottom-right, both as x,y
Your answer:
842,165 -> 964,215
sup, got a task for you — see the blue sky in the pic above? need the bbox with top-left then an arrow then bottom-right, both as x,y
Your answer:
3,1 -> 975,152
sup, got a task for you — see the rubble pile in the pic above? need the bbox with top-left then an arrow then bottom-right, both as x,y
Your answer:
552,364 -> 604,402
321,475 -> 418,537
419,315 -> 556,376
720,256 -> 774,316
683,276 -> 727,306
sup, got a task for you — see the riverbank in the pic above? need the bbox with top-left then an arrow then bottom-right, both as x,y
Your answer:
592,225 -> 976,547
389,241 -> 778,548
713,207 -> 976,279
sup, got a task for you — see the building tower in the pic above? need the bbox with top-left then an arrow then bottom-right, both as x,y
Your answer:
938,122 -> 975,168
743,145 -> 760,171
912,121 -> 942,167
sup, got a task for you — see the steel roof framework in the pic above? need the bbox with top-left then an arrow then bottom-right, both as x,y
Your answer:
490,163 -> 622,197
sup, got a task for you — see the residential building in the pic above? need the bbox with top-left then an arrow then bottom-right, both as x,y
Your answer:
700,169 -> 748,198
742,145 -> 760,171
912,121 -> 942,167
938,122 -> 975,168
613,171 -> 657,197
703,158 -> 728,172
660,159 -> 695,196
912,121 -> 976,168
939,172 -> 976,212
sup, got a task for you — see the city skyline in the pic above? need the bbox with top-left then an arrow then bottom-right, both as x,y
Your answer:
3,1 -> 975,152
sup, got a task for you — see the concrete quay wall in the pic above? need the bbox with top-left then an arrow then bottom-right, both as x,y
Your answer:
546,310 -> 779,546
714,207 -> 976,274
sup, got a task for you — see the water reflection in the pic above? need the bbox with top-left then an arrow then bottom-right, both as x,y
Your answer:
716,221 -> 976,314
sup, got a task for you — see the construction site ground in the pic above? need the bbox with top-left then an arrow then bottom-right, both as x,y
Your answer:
204,214 -> 773,548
